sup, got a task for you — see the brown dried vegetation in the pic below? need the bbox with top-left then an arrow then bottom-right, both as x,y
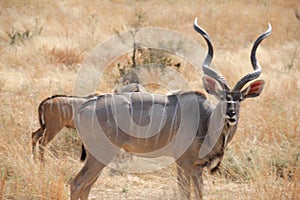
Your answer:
0,0 -> 299,199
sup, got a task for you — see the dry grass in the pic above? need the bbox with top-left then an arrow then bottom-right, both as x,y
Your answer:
0,0 -> 299,199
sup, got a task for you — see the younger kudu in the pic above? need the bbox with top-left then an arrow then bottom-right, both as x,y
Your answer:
31,83 -> 146,161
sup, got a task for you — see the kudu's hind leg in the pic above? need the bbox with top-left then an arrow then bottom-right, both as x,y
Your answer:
38,130 -> 50,162
177,166 -> 191,199
31,128 -> 44,160
70,153 -> 106,200
38,127 -> 62,161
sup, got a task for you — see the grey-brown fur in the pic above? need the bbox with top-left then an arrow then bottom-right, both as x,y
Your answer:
70,19 -> 271,200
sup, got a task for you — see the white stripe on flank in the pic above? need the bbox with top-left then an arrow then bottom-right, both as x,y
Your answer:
104,94 -> 111,125
137,92 -> 143,146
91,99 -> 97,132
129,93 -> 134,136
49,98 -> 53,115
111,94 -> 119,138
67,98 -> 72,121
155,97 -> 167,147
168,101 -> 179,143
138,92 -> 143,130
40,104 -> 45,126
145,93 -> 155,145
62,98 -> 67,121
58,100 -> 63,122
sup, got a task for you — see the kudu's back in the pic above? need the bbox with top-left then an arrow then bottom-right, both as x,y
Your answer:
75,91 -> 211,159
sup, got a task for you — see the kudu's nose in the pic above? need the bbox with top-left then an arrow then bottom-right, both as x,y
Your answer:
226,109 -> 237,125
226,109 -> 236,124
227,110 -> 236,118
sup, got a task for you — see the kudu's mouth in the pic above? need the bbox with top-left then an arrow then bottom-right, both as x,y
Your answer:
226,116 -> 237,126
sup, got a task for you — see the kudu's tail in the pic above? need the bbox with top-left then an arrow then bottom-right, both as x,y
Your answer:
38,100 -> 47,130
80,144 -> 87,161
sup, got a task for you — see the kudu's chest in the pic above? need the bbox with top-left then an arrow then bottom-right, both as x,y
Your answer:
194,122 -> 237,173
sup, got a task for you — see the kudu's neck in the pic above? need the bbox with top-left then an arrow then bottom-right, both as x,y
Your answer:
198,101 -> 238,160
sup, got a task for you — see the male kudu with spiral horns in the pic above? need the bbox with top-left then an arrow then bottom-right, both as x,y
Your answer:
70,18 -> 271,199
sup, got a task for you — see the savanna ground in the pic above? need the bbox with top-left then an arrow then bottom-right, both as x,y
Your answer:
0,0 -> 299,199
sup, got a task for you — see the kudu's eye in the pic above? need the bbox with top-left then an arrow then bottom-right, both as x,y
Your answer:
238,95 -> 243,102
220,96 -> 226,101
226,96 -> 231,101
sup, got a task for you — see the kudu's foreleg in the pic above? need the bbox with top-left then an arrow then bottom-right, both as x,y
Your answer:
79,173 -> 101,200
70,153 -> 106,200
191,174 -> 203,200
177,166 -> 191,199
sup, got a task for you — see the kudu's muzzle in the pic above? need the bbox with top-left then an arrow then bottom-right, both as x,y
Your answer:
225,102 -> 238,126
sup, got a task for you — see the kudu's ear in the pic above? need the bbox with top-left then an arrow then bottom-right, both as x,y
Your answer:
202,76 -> 223,97
241,79 -> 265,99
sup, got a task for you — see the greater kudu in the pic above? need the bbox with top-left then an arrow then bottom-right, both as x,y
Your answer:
71,18 -> 271,199
31,83 -> 146,162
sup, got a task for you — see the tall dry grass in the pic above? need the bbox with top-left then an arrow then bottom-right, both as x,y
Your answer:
0,0 -> 299,199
